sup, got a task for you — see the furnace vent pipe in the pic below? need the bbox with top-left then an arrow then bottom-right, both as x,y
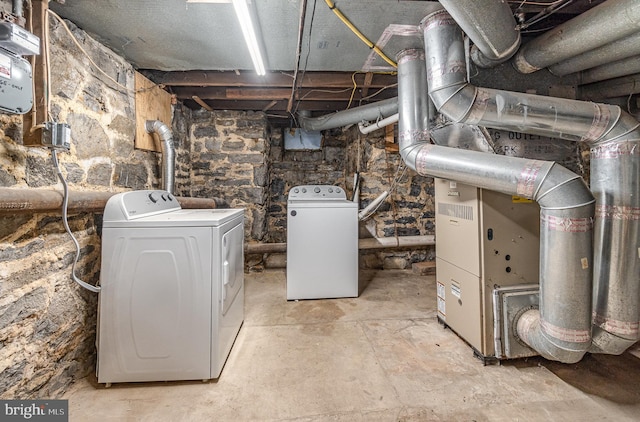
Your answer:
514,0 -> 640,74
423,9 -> 640,362
579,55 -> 640,86
298,97 -> 398,132
580,73 -> 640,101
145,120 -> 176,195
549,32 -> 640,77
438,0 -> 520,68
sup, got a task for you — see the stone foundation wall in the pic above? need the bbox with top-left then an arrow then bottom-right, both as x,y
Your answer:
186,109 -> 270,242
265,125 -> 435,270
0,17 -> 163,398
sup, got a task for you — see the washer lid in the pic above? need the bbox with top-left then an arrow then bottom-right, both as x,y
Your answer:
287,199 -> 358,209
288,185 -> 347,201
103,208 -> 244,228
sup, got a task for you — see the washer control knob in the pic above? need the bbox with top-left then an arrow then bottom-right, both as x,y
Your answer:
148,192 -> 159,203
336,188 -> 341,193
314,187 -> 321,193
328,188 -> 333,193
294,188 -> 299,193
302,188 -> 307,193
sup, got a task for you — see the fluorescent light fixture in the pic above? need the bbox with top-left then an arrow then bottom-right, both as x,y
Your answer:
232,0 -> 266,75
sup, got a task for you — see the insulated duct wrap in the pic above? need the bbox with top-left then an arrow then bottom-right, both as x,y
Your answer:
438,0 -> 520,68
396,48 -> 430,155
298,97 -> 398,132
514,0 -> 640,74
590,139 -> 640,353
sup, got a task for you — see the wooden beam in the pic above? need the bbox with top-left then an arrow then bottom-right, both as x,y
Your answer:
186,98 -> 369,112
173,86 -> 397,102
192,95 -> 213,111
362,72 -> 374,98
143,70 -> 397,89
22,0 -> 48,146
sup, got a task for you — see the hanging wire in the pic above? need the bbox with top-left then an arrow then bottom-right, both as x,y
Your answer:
51,150 -> 101,293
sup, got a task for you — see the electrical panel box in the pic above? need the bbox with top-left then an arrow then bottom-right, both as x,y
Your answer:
435,178 -> 540,361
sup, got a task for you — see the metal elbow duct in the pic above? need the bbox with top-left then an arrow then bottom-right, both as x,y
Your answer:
145,120 -> 176,195
298,97 -> 398,132
423,10 -> 640,362
438,0 -> 520,68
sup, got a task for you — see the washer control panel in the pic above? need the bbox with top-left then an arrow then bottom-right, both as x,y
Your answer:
103,190 -> 181,222
288,185 -> 347,200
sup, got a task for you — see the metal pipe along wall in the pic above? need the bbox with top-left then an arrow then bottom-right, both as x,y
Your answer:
145,120 -> 176,195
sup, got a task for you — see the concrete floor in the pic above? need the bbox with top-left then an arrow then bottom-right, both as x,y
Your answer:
65,269 -> 640,421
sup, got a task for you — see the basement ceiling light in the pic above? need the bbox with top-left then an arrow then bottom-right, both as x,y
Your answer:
232,0 -> 266,76
185,0 -> 266,76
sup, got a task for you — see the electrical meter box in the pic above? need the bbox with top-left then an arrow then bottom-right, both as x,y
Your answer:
0,49 -> 33,114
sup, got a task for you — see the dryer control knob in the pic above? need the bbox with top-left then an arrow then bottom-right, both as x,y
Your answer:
314,187 -> 321,193
302,188 -> 307,193
167,194 -> 174,201
336,188 -> 341,193
294,188 -> 299,193
148,192 -> 159,203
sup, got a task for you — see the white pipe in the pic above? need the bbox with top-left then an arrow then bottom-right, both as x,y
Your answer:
358,113 -> 399,134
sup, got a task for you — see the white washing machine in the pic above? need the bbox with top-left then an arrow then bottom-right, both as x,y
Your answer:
97,190 -> 244,384
287,185 -> 358,300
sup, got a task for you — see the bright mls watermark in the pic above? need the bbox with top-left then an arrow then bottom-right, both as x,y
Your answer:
1,400 -> 68,421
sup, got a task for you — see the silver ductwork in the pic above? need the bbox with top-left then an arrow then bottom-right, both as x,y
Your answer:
549,32 -> 640,77
298,97 -> 398,132
438,0 -> 519,68
580,73 -> 640,101
145,120 -> 176,195
579,55 -> 640,85
421,10 -> 640,362
514,0 -> 640,74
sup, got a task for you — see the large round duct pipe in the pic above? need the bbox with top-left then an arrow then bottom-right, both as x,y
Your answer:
145,120 -> 176,195
422,10 -> 640,361
438,0 -> 520,68
579,55 -> 640,85
580,73 -> 640,101
549,32 -> 640,77
298,97 -> 398,132
397,48 -> 430,152
514,0 -> 640,74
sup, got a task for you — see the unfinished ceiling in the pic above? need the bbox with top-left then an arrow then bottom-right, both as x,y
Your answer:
49,0 -> 617,125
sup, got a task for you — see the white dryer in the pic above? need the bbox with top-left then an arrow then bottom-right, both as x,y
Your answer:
97,190 -> 244,384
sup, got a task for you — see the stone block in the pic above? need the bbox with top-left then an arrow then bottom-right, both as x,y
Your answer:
26,155 -> 57,187
264,253 -> 286,269
383,256 -> 409,270
0,168 -> 17,186
108,114 -> 136,138
228,153 -> 265,164
412,261 -> 436,275
66,114 -> 110,158
87,163 -> 113,186
114,162 -> 149,190
64,163 -> 84,184
193,125 -> 219,139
